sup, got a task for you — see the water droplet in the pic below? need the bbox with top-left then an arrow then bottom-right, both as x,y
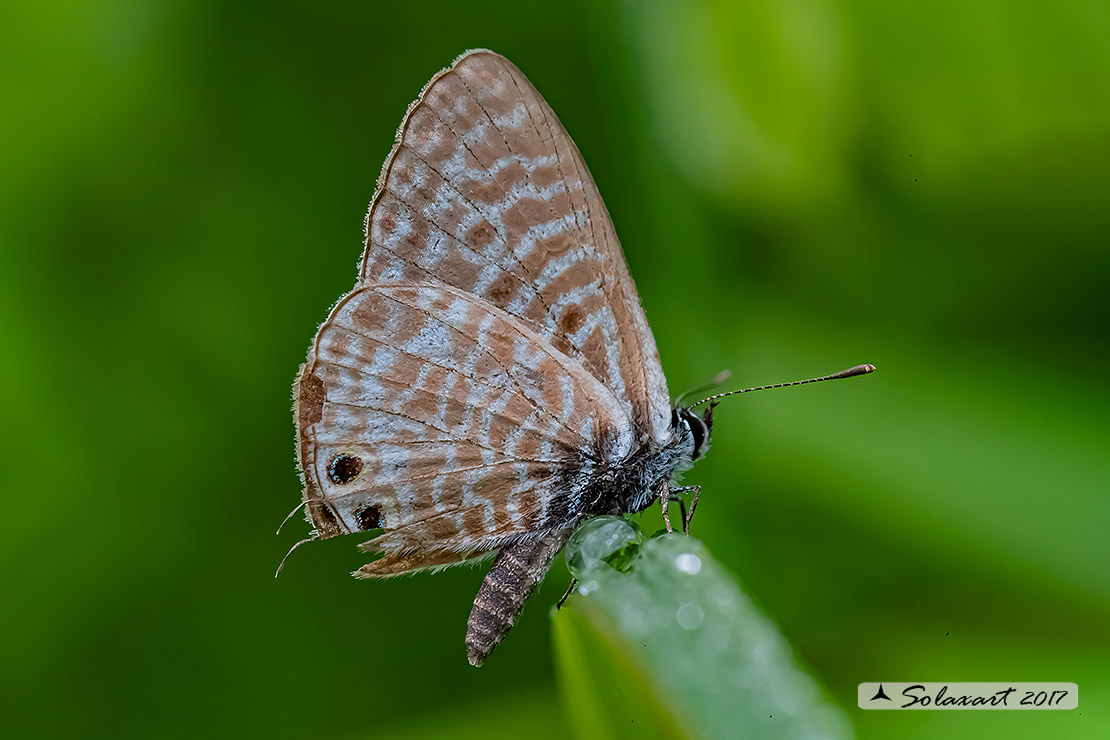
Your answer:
676,602 -> 704,630
674,552 -> 702,575
565,516 -> 645,578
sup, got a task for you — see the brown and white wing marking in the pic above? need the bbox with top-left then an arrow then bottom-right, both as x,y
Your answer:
294,282 -> 635,576
360,49 -> 671,444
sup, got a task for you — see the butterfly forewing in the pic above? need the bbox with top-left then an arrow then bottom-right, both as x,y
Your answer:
360,50 -> 671,445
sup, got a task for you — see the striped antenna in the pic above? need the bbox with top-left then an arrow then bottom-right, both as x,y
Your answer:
688,364 -> 876,408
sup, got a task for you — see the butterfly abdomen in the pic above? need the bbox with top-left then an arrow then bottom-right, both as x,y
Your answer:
466,528 -> 572,667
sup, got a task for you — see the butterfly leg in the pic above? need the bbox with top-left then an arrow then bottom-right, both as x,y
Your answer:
668,485 -> 701,534
684,486 -> 700,534
657,480 -> 674,534
467,527 -> 573,667
556,578 -> 578,610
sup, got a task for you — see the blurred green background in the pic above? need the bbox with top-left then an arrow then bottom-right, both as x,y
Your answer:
2,0 -> 1107,738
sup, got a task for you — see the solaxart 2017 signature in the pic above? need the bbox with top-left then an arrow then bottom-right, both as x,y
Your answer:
858,682 -> 1077,710
900,684 -> 1070,709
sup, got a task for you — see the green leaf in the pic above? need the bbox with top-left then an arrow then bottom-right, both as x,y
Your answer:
553,519 -> 851,740
554,606 -> 690,740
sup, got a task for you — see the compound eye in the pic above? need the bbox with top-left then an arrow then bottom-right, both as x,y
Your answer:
678,408 -> 708,457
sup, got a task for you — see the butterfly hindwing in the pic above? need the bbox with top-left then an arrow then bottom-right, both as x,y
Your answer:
295,282 -> 636,573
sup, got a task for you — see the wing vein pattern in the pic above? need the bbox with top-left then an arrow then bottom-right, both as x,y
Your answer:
295,282 -> 636,574
295,50 -> 671,579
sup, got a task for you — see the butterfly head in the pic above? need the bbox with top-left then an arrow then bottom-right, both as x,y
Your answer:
672,405 -> 714,462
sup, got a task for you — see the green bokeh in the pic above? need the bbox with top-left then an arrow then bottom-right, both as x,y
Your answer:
1,1 -> 1106,738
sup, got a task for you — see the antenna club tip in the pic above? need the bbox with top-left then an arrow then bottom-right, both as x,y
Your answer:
688,362 -> 877,406
839,364 -> 875,378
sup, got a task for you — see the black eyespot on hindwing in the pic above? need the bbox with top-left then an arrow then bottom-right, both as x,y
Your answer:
314,501 -> 339,527
355,504 -> 383,531
327,453 -> 363,484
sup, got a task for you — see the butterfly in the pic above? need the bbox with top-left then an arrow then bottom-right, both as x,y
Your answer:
289,49 -> 872,667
